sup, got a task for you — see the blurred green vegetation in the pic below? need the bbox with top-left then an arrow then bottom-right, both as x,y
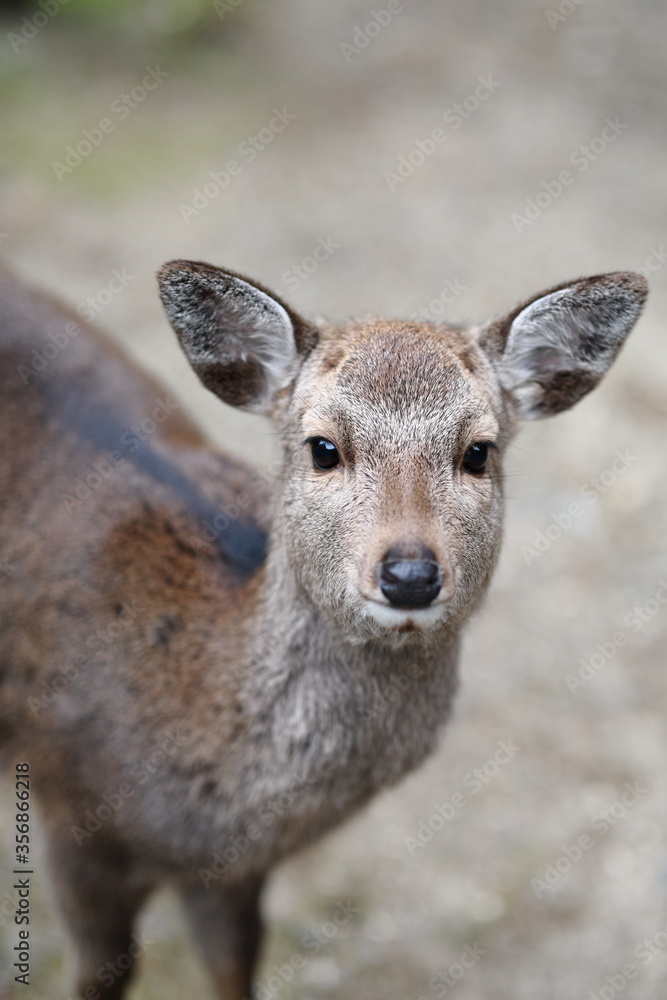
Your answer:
1,0 -> 271,197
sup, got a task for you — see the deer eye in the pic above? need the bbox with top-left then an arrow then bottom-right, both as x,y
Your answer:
309,437 -> 340,470
462,441 -> 490,474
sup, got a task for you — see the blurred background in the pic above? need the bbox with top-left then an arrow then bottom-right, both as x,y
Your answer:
1,0 -> 666,997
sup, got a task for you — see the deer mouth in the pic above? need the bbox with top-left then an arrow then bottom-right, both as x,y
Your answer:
361,597 -> 447,631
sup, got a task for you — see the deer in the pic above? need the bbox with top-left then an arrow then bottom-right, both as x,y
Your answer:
0,260 -> 647,999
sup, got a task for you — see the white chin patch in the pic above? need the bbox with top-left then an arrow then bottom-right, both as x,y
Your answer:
363,599 -> 445,631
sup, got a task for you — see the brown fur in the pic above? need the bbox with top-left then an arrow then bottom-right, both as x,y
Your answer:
0,262 -> 647,998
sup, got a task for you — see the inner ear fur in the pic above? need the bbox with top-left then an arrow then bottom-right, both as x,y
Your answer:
479,271 -> 648,419
158,260 -> 318,414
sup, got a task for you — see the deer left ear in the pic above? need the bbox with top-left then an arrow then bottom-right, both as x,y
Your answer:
482,271 -> 648,419
158,260 -> 318,415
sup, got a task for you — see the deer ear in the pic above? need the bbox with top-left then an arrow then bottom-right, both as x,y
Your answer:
158,260 -> 317,414
482,272 -> 648,419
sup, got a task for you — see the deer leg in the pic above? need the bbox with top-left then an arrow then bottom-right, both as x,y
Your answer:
180,876 -> 265,1000
48,837 -> 153,1000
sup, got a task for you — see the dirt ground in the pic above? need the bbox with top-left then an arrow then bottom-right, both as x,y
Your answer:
1,0 -> 666,997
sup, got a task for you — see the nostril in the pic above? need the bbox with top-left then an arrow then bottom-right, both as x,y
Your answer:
379,557 -> 443,608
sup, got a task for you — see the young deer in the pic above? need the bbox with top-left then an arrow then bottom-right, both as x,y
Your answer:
0,262 -> 647,999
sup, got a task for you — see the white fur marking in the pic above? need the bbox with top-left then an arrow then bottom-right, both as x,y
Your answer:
362,599 -> 445,630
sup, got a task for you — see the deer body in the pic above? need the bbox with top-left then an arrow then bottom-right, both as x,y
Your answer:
0,263 -> 647,998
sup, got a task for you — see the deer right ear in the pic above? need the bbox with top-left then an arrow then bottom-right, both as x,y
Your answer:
158,260 -> 317,414
481,271 -> 648,419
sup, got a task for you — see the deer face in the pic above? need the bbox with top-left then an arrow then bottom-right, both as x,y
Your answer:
158,261 -> 647,643
276,320 -> 508,641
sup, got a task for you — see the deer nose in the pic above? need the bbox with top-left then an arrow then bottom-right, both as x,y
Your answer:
379,546 -> 442,608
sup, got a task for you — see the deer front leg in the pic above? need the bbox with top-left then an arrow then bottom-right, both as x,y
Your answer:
180,876 -> 265,1000
47,836 -> 153,1000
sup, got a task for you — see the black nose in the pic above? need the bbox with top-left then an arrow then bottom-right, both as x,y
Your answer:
379,546 -> 442,608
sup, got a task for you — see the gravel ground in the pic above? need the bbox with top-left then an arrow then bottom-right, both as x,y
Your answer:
1,1 -> 666,997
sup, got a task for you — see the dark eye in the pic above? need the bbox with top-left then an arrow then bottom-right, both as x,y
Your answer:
462,441 -> 490,474
309,437 -> 340,470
